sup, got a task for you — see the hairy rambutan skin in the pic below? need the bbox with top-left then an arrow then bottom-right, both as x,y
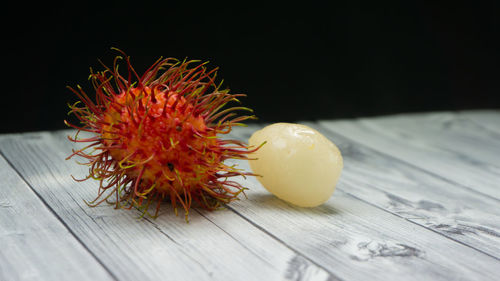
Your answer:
65,49 -> 262,219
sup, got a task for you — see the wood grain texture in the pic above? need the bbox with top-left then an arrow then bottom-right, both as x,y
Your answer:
348,111 -> 500,167
460,110 -> 500,135
0,131 -> 332,281
318,113 -> 500,200
2,111 -> 500,281
0,154 -> 113,281
298,120 -> 500,259
226,125 -> 500,281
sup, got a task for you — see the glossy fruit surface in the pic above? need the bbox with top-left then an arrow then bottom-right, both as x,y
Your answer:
249,123 -> 343,207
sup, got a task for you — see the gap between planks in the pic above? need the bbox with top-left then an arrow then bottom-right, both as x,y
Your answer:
311,112 -> 500,259
2,112 -> 500,280
0,132 -> 334,281
228,125 -> 499,277
0,152 -> 115,281
319,112 -> 500,200
238,122 -> 500,261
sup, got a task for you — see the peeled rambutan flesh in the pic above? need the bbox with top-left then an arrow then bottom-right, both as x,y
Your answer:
65,49 -> 262,219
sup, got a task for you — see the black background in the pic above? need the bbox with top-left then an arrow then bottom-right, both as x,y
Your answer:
4,2 -> 499,133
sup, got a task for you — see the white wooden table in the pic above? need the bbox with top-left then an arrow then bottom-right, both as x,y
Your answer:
1,110 -> 499,281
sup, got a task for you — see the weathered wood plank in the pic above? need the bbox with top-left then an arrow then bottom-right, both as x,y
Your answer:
345,111 -> 500,167
4,111 -> 500,281
0,154 -> 113,281
318,113 -> 500,200
296,121 -> 500,259
460,110 -> 500,135
226,125 -> 500,281
0,132 -> 333,281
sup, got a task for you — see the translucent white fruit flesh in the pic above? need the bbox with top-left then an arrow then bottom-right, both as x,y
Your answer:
249,123 -> 343,207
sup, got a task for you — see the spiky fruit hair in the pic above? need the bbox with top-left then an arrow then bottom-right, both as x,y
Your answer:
65,49 -> 262,219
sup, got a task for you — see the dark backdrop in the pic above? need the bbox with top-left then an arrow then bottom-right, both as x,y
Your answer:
4,2 -> 499,133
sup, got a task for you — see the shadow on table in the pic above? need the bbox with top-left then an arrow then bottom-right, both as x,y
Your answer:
243,193 -> 341,216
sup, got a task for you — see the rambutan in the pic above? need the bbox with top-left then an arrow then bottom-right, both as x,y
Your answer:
65,49 -> 262,219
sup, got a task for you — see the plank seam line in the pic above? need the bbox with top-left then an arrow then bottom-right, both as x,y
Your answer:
461,112 -> 500,136
344,192 -> 500,262
315,122 -> 500,204
315,123 -> 500,261
224,205 -> 342,281
196,209 -> 276,269
143,217 -> 179,245
0,150 -> 119,281
141,219 -> 214,276
358,120 -> 500,203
